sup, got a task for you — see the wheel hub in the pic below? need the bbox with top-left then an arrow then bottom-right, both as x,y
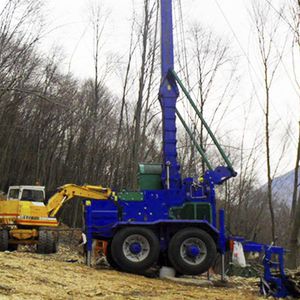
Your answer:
129,242 -> 142,254
186,244 -> 200,258
180,237 -> 207,265
122,234 -> 150,262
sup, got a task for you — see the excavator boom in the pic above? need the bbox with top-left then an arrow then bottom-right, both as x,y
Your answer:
47,184 -> 112,217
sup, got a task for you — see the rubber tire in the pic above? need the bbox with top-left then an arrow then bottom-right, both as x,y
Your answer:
106,241 -> 120,270
37,231 -> 55,254
8,243 -> 18,251
52,240 -> 58,253
0,230 -> 8,251
111,227 -> 160,274
168,227 -> 217,275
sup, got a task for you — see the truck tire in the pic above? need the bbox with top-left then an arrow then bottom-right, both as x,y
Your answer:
52,240 -> 58,253
8,243 -> 18,251
106,241 -> 120,270
111,227 -> 160,274
0,230 -> 8,251
37,230 -> 55,254
168,227 -> 217,275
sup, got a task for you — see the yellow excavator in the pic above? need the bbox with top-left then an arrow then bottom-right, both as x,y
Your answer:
0,184 -> 112,253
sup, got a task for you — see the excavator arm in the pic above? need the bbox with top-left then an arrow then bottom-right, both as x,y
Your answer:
47,184 -> 112,217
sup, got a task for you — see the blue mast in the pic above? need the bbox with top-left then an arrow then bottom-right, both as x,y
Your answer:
159,0 -> 181,189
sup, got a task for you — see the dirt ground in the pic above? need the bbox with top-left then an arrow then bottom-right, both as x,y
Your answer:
0,244 -> 265,300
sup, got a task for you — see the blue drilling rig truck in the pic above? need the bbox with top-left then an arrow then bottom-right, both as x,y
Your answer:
59,0 -> 295,298
84,0 -> 236,277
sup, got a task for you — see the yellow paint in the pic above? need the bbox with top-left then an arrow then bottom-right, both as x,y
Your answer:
46,184 -> 112,217
0,183 -> 112,244
10,229 -> 38,240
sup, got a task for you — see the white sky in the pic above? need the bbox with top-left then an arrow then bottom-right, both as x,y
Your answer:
42,0 -> 251,78
39,0 -> 299,181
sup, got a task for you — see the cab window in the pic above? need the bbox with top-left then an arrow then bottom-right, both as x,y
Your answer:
8,189 -> 20,200
21,190 -> 44,202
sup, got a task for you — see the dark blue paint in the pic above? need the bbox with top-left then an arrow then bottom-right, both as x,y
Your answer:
159,0 -> 181,189
218,209 -> 226,255
130,242 -> 142,255
187,245 -> 200,258
232,237 -> 289,298
262,246 -> 289,298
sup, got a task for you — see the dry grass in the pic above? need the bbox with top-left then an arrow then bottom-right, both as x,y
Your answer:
0,245 -> 264,300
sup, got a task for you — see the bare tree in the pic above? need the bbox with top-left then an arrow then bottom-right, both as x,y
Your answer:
129,0 -> 159,189
251,1 -> 286,242
288,122 -> 300,267
286,0 -> 300,268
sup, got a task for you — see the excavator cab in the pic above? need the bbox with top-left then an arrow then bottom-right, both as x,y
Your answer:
7,186 -> 46,202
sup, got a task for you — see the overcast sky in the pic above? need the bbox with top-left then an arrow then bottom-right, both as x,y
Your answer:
42,0 -> 254,78
40,0 -> 299,180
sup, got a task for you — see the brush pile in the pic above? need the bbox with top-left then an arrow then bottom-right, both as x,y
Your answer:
285,269 -> 300,297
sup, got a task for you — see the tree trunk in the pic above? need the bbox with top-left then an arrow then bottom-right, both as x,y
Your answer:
130,0 -> 150,189
288,122 -> 300,268
288,189 -> 300,268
